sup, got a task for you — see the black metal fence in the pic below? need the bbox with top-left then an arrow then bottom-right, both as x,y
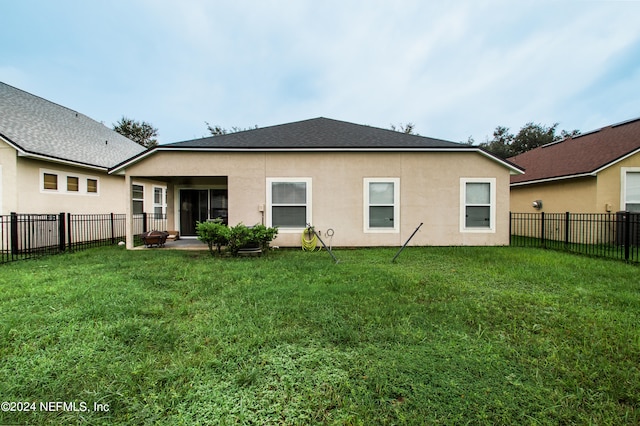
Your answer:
0,212 -> 166,264
510,211 -> 640,263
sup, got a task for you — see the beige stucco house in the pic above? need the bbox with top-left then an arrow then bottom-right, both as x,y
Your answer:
111,118 -> 523,249
509,117 -> 640,213
0,82 -> 164,216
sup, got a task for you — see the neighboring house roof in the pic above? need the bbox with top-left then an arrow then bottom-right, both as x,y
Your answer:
509,117 -> 640,186
111,117 -> 523,174
0,82 -> 146,170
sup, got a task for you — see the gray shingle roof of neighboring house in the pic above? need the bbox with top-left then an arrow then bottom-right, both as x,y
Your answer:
0,82 -> 146,170
167,117 -> 464,149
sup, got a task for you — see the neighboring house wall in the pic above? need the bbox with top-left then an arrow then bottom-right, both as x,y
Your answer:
0,139 -> 18,214
510,152 -> 640,214
123,150 -> 512,247
16,157 -> 125,214
0,139 -> 165,216
597,153 -> 640,213
510,178 -> 597,213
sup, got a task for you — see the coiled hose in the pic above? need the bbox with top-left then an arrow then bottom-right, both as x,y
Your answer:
301,227 -> 320,251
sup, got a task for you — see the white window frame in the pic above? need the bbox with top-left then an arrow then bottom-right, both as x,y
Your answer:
266,178 -> 312,232
363,178 -> 400,233
460,178 -> 496,233
132,183 -> 145,215
153,186 -> 167,216
40,168 -> 99,195
621,167 -> 640,212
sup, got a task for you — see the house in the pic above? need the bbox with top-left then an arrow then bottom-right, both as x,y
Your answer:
110,117 -> 523,249
0,82 -> 165,216
509,117 -> 640,213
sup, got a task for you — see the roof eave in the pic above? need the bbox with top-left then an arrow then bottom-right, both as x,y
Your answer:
1,134 -> 109,172
110,145 -> 525,175
510,172 -> 596,187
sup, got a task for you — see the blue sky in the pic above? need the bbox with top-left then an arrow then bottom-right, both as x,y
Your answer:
2,0 -> 640,144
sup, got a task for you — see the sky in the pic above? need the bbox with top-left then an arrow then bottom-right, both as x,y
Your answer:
2,0 -> 640,145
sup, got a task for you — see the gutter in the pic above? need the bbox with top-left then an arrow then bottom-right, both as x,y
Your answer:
510,172 -> 595,187
109,145 -> 525,175
0,133 -> 109,172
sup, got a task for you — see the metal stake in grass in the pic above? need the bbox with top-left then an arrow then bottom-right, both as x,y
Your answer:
306,224 -> 339,264
392,222 -> 423,263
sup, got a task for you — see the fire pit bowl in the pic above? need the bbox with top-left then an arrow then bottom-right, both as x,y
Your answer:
140,231 -> 169,248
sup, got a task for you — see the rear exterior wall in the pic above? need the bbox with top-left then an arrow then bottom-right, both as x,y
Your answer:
124,150 -> 512,247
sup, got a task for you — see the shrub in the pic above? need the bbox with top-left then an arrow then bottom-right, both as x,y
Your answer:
226,223 -> 253,256
196,220 -> 229,255
196,222 -> 279,257
251,224 -> 279,253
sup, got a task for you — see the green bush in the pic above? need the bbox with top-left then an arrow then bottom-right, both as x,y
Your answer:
251,223 -> 279,253
226,223 -> 253,256
196,220 -> 229,255
196,221 -> 279,257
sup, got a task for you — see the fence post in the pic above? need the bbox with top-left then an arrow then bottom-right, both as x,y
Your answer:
540,211 -> 546,248
67,213 -> 72,251
58,212 -> 66,253
625,211 -> 631,262
10,212 -> 18,257
509,212 -> 512,245
110,213 -> 116,245
564,212 -> 570,247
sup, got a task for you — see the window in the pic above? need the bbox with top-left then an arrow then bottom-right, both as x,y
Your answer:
87,179 -> 98,194
43,173 -> 58,190
267,178 -> 311,229
623,170 -> 640,212
364,178 -> 399,232
132,184 -> 144,215
460,178 -> 496,232
153,186 -> 167,215
67,176 -> 79,192
41,169 -> 99,195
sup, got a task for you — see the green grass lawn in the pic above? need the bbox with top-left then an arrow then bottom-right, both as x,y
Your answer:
0,246 -> 638,425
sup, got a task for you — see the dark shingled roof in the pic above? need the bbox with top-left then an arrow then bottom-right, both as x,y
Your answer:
166,117 -> 465,149
509,117 -> 640,185
0,82 -> 146,169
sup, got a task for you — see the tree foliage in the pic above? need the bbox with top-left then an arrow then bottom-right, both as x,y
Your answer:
206,122 -> 258,136
478,122 -> 580,158
113,116 -> 159,148
390,122 -> 418,135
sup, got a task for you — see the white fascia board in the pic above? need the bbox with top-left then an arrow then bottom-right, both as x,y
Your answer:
110,146 -> 524,174
17,151 -> 108,172
1,135 -> 109,172
591,147 -> 640,175
510,172 -> 595,187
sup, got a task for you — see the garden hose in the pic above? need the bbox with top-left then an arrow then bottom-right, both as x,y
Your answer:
301,227 -> 320,251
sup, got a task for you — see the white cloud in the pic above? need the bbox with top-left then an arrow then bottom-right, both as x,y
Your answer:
3,0 -> 640,143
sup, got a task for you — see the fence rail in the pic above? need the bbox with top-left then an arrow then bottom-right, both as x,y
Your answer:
4,211 -> 637,264
1,212 -> 166,264
510,211 -> 640,263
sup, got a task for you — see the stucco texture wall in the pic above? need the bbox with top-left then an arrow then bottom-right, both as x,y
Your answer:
124,150 -> 512,247
16,157 -> 127,214
510,177 -> 597,213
